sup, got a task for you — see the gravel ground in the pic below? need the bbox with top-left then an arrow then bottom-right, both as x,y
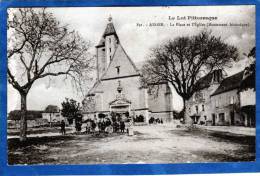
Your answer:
8,124 -> 255,165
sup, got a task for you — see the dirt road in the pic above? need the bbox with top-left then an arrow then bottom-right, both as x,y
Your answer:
8,124 -> 255,164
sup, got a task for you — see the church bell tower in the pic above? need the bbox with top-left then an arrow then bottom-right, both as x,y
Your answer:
96,16 -> 119,80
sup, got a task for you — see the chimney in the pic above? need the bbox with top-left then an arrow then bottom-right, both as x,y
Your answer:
212,69 -> 223,83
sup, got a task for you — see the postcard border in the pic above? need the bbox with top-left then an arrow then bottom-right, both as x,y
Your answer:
0,0 -> 259,175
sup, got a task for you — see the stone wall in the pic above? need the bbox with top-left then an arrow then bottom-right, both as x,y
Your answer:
8,119 -> 49,129
42,112 -> 64,123
148,83 -> 173,113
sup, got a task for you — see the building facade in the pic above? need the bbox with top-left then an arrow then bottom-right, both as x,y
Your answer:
186,68 -> 254,127
42,105 -> 65,123
82,17 -> 174,123
186,70 -> 222,125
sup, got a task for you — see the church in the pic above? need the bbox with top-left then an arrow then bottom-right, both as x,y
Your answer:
82,17 -> 174,123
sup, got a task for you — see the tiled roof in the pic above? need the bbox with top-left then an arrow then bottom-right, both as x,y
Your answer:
97,37 -> 105,47
194,73 -> 213,91
211,71 -> 244,96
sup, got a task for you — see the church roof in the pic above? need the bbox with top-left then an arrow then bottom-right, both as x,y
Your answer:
96,18 -> 119,48
103,22 -> 117,36
87,17 -> 140,96
97,37 -> 105,47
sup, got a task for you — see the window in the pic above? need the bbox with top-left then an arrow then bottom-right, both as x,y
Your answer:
230,96 -> 234,104
215,99 -> 219,108
109,48 -> 111,52
204,116 -> 207,120
116,66 -> 120,75
195,106 -> 198,114
202,104 -> 205,111
109,38 -> 111,43
219,113 -> 225,123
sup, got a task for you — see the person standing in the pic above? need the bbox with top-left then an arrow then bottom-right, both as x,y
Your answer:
120,121 -> 125,133
61,120 -> 66,135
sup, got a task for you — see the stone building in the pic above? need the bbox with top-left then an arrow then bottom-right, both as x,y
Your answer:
42,105 -> 65,123
82,17 -> 174,123
186,68 -> 253,127
210,71 -> 244,126
185,69 -> 223,125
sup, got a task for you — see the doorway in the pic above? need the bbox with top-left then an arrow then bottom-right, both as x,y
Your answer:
230,111 -> 235,125
212,114 -> 216,126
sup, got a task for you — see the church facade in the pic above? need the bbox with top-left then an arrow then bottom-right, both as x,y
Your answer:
82,17 -> 174,123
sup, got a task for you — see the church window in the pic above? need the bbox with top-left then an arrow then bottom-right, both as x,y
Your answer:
116,66 -> 120,75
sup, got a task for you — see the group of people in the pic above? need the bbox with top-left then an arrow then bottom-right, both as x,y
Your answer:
112,120 -> 126,133
61,118 -> 128,135
148,117 -> 164,124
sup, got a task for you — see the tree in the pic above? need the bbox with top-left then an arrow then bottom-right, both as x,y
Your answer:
240,47 -> 255,91
61,98 -> 82,125
141,31 -> 238,118
7,8 -> 93,141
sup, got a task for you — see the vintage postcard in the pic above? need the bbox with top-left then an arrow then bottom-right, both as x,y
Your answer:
1,2 -> 258,176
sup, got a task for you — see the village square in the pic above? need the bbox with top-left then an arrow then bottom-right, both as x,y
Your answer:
7,6 -> 255,164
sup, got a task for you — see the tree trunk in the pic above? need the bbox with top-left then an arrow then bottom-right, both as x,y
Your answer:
182,99 -> 187,124
19,92 -> 27,142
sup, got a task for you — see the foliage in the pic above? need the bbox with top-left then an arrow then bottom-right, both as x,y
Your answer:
44,105 -> 59,113
61,98 -> 82,124
240,47 -> 256,91
7,8 -> 93,140
7,8 -> 93,94
141,30 -> 238,103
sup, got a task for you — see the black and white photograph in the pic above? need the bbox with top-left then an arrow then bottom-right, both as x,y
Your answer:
7,6 -> 256,165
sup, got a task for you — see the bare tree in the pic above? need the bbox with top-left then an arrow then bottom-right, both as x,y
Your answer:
141,31 -> 238,117
7,8 -> 93,141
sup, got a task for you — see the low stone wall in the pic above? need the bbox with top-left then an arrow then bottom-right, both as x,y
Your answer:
8,119 -> 49,129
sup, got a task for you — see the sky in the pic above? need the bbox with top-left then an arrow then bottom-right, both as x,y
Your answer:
7,5 -> 255,112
